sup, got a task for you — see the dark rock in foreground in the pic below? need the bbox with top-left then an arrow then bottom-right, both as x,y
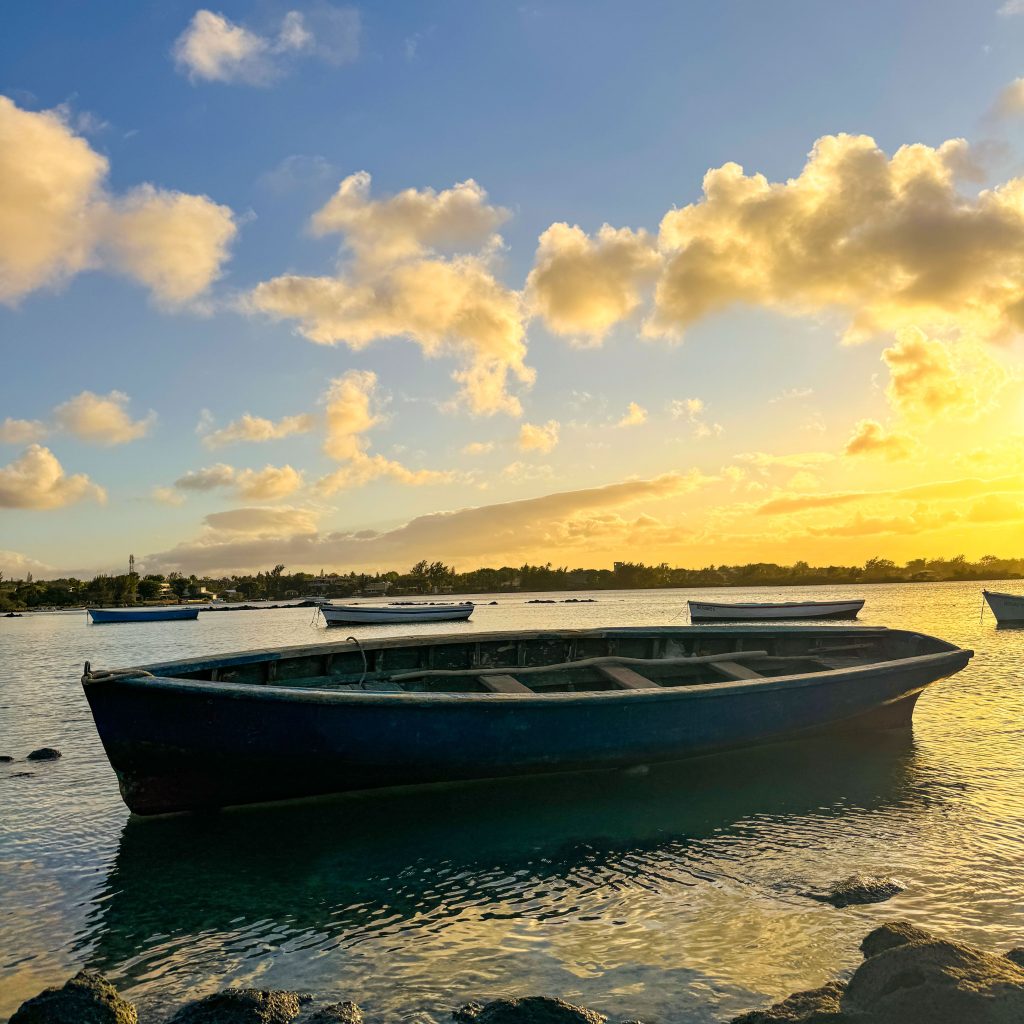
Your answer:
454,997 -> 607,1024
1005,947 -> 1024,968
732,920 -> 1024,1023
809,874 -> 905,908
0,754 -> 13,762
167,988 -> 308,1023
9,970 -> 136,1024
305,1002 -> 363,1024
26,747 -> 62,761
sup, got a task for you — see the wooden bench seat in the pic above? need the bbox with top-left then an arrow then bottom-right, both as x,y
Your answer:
709,660 -> 763,681
479,674 -> 533,693
597,665 -> 661,689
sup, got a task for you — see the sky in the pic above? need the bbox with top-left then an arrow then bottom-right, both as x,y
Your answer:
4,0 -> 1024,578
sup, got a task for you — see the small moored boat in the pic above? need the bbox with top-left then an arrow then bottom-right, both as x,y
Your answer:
688,598 -> 865,622
88,607 -> 201,624
321,602 -> 474,625
982,589 -> 1024,624
82,624 -> 971,815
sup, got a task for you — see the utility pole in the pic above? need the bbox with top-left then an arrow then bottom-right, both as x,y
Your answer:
128,554 -> 136,576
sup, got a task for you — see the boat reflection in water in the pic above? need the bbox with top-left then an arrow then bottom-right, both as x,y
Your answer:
79,729 -> 947,1022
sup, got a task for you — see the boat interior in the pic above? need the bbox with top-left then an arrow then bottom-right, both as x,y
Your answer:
131,627 -> 950,697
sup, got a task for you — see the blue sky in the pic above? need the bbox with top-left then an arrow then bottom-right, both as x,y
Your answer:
3,2 -> 1024,576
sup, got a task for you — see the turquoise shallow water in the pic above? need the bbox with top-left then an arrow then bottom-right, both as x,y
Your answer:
2,583 -> 1024,1022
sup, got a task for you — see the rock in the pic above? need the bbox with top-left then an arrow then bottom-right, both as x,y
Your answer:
9,970 -> 137,1024
1005,948 -> 1024,968
811,875 -> 905,908
0,754 -> 13,762
860,920 -> 934,959
26,747 -> 62,761
305,1003 -> 362,1024
453,997 -> 607,1024
9,771 -> 35,778
842,926 -> 1024,1022
167,989 -> 305,1024
729,981 -> 846,1022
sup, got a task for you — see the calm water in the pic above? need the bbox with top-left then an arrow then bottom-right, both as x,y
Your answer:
2,584 -> 1023,1023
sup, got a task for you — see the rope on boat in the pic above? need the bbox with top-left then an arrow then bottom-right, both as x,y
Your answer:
346,637 -> 368,688
81,661 -> 156,683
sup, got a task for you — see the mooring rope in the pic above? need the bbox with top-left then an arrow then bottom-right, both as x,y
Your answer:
346,636 -> 368,688
81,661 -> 156,683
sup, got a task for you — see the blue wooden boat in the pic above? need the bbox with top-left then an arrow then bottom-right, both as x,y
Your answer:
87,607 -> 200,624
81,625 -> 972,815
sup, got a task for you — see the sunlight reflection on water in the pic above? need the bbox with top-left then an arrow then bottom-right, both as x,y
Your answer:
2,584 -> 1023,1022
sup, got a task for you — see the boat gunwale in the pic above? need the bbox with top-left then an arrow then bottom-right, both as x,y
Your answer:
82,647 -> 972,707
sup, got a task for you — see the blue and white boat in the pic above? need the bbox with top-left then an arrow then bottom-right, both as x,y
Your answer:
81,624 -> 971,815
87,607 -> 201,624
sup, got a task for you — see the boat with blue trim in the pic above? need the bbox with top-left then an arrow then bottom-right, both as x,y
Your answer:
87,607 -> 201,624
81,624 -> 971,815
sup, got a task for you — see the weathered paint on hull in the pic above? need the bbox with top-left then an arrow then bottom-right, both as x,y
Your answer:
83,648 -> 968,815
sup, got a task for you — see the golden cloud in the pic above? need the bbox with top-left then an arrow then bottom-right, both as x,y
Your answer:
249,172 -> 532,416
617,402 -> 648,427
0,445 -> 106,509
202,412 -> 317,448
881,326 -> 1009,421
517,419 -> 560,454
203,506 -> 320,535
52,390 -> 155,445
148,470 -> 711,572
844,419 -> 916,460
527,223 -> 659,344
0,418 -> 48,444
0,95 -> 237,305
172,463 -> 304,501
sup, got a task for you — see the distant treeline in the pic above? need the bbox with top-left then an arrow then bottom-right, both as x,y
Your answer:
2,554 -> 1023,611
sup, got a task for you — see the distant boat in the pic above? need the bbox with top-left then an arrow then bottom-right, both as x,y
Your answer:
321,602 -> 474,626
688,598 -> 865,623
982,589 -> 1024,624
81,623 -> 971,815
87,607 -> 201,624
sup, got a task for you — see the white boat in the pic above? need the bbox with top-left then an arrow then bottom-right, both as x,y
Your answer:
322,602 -> 475,626
688,598 -> 865,623
982,589 -> 1024,624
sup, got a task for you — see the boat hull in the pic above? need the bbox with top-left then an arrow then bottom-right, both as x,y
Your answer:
322,603 -> 474,625
82,626 -> 969,815
982,590 -> 1024,624
688,599 -> 864,622
87,607 -> 200,623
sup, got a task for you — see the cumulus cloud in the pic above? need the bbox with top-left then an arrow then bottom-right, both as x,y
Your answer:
670,397 -> 722,438
151,485 -> 186,506
844,419 -> 916,460
462,441 -> 495,455
967,493 -> 1024,523
0,418 -> 47,444
249,172 -> 533,415
202,412 -> 317,448
617,402 -> 648,427
0,445 -> 105,509
314,369 -> 454,492
173,6 -> 359,85
991,78 -> 1024,119
527,223 -> 659,344
173,462 -> 304,500
148,470 -> 710,573
517,419 -> 560,453
52,390 -> 155,445
881,326 -> 1009,421
0,95 -> 236,305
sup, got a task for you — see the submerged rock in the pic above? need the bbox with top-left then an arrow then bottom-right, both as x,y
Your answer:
9,970 -> 137,1024
810,874 -> 905,908
729,981 -> 845,1022
167,989 -> 307,1024
732,921 -> 1024,1023
454,997 -> 607,1024
305,1003 -> 363,1024
1005,947 -> 1024,968
26,747 -> 62,761
0,754 -> 13,762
